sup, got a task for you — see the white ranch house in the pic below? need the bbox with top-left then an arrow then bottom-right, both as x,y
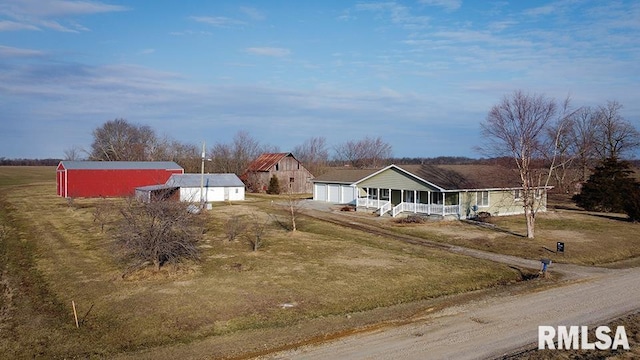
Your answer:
313,164 -> 550,219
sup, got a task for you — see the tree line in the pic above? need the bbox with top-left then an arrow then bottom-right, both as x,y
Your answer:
62,118 -> 394,175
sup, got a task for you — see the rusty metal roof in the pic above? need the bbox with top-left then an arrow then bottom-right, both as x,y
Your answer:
245,153 -> 292,172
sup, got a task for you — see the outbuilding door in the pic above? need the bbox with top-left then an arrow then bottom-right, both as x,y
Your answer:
314,184 -> 327,201
328,184 -> 341,203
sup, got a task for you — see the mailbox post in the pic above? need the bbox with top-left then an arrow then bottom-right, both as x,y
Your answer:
557,241 -> 565,255
540,258 -> 552,278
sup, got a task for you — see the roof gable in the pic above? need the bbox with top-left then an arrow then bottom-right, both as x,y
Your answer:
354,165 -> 445,191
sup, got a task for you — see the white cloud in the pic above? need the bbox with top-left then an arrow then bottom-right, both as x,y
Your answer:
355,2 -> 430,29
0,45 -> 45,57
0,0 -> 128,32
190,16 -> 245,27
0,20 -> 40,31
418,0 -> 462,11
138,48 -> 155,55
239,6 -> 265,21
246,47 -> 291,57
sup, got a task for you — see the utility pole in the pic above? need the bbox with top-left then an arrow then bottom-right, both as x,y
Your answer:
200,141 -> 205,208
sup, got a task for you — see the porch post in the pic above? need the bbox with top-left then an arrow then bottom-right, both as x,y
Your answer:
442,192 -> 446,216
428,190 -> 431,215
414,190 -> 417,213
377,188 -> 380,208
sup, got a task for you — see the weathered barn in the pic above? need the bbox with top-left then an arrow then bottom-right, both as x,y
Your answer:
56,161 -> 184,198
164,173 -> 245,203
241,153 -> 314,194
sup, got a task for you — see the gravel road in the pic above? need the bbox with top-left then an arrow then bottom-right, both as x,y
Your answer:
260,207 -> 640,359
264,266 -> 639,360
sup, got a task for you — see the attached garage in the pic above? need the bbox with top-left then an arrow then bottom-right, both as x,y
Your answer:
56,161 -> 184,198
312,168 -> 377,204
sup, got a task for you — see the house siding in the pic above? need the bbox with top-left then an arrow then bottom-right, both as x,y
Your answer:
458,189 -> 547,219
357,167 -> 438,191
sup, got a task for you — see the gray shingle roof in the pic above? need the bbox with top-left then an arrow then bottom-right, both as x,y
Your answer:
312,168 -> 379,183
60,161 -> 183,170
315,164 -> 523,190
165,174 -> 245,188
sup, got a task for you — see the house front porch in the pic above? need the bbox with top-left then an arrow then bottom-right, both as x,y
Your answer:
355,187 -> 460,217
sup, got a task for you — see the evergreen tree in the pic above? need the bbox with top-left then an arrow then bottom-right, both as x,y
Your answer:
573,157 -> 639,214
267,175 -> 281,195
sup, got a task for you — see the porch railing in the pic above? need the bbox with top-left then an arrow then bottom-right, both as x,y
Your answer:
357,197 -> 389,209
357,198 -> 459,217
378,201 -> 392,216
391,202 -> 459,217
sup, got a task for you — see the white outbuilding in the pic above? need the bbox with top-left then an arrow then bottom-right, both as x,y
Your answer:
165,173 -> 245,203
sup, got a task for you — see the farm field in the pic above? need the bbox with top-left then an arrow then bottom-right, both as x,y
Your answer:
2,166 -> 639,359
0,166 -> 524,358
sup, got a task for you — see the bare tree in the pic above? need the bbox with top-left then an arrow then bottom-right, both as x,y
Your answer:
334,136 -> 392,168
284,187 -> 305,232
165,140 -> 201,173
293,136 -> 329,176
246,213 -> 267,251
224,215 -> 246,241
480,90 -> 572,239
114,199 -> 203,271
567,107 -> 600,182
210,131 -> 263,175
63,146 -> 85,161
592,101 -> 640,160
90,119 -> 161,161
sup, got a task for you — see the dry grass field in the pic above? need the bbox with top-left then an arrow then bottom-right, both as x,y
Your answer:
0,166 -> 523,359
390,209 -> 640,267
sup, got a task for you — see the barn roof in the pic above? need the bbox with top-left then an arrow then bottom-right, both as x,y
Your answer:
165,174 -> 244,188
245,153 -> 294,172
59,161 -> 183,170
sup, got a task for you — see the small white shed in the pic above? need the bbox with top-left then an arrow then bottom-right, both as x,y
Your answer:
165,173 -> 245,203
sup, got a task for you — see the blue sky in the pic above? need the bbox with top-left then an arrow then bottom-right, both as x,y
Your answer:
1,0 -> 639,159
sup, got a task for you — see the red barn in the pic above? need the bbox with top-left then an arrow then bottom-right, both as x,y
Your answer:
56,161 -> 184,198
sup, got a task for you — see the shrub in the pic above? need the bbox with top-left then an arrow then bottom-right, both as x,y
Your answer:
267,175 -> 280,195
395,215 -> 425,224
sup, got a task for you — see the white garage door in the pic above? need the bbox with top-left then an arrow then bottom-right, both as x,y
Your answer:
340,185 -> 357,204
328,184 -> 341,203
314,183 -> 327,201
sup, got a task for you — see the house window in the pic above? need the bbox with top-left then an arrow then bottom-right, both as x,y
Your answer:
514,189 -> 522,200
477,191 -> 489,207
275,163 -> 279,171
290,177 -> 294,183
235,189 -> 238,194
535,188 -> 543,199
380,189 -> 390,199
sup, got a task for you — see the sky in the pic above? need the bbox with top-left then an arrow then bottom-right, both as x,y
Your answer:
1,0 -> 639,159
